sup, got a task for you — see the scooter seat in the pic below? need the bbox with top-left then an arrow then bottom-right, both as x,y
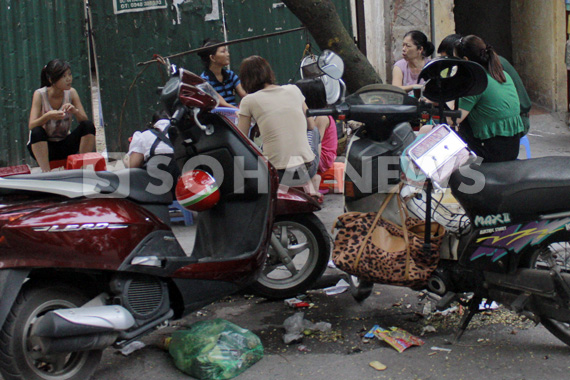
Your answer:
449,157 -> 570,218
1,169 -> 173,204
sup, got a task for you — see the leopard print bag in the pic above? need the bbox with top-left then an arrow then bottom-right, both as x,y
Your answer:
332,190 -> 446,289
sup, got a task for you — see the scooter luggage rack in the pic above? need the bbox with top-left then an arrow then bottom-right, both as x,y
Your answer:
402,185 -> 471,233
405,123 -> 476,253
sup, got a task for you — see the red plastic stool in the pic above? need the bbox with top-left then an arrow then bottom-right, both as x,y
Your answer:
66,153 -> 107,171
49,160 -> 67,170
0,165 -> 31,177
318,162 -> 345,193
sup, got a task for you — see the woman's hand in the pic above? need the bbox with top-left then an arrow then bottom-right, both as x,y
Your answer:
61,103 -> 78,116
45,110 -> 66,120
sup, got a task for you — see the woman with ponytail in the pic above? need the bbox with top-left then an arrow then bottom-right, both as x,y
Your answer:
452,35 -> 524,162
28,59 -> 95,172
392,30 -> 435,93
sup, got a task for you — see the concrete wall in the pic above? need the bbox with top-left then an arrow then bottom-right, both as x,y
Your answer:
432,0 -> 455,52
350,0 -> 389,82
357,0 -> 451,83
387,0 -> 431,83
363,1 -> 388,82
512,1 -> 566,111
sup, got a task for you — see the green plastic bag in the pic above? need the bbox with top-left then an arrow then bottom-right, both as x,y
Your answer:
168,319 -> 264,380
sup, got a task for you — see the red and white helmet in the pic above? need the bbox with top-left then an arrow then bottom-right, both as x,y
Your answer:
175,169 -> 220,212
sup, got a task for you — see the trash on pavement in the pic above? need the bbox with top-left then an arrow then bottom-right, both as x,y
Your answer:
479,299 -> 499,310
436,305 -> 459,316
323,278 -> 350,295
421,325 -> 437,336
431,346 -> 452,352
372,326 -> 424,353
369,361 -> 387,371
167,319 -> 263,380
284,298 -> 310,308
283,312 -> 332,344
119,340 -> 145,356
422,301 -> 432,315
364,325 -> 380,339
297,345 -> 311,353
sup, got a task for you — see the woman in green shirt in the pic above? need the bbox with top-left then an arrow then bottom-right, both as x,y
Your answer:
454,35 -> 524,162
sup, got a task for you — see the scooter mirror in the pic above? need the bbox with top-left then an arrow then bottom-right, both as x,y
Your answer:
300,53 -> 344,104
419,58 -> 487,102
317,50 -> 344,80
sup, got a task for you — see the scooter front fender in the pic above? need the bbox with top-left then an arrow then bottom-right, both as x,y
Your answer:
0,269 -> 29,329
275,185 -> 321,215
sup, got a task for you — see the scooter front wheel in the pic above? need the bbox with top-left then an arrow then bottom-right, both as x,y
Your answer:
250,214 -> 330,299
0,284 -> 103,380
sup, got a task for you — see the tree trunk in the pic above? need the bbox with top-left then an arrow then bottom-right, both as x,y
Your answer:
282,0 -> 382,93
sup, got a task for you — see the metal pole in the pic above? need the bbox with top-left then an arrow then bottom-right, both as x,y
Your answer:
424,179 -> 433,254
355,0 -> 367,56
429,0 -> 436,58
137,26 -> 307,66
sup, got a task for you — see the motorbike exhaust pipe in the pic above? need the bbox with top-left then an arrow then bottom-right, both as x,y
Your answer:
30,332 -> 119,354
32,305 -> 135,337
30,305 -> 135,354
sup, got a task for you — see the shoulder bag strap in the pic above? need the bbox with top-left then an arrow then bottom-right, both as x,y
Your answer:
397,194 -> 412,280
352,186 -> 399,271
149,127 -> 173,157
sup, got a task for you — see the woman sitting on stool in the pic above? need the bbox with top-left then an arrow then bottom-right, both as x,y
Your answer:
27,59 -> 95,172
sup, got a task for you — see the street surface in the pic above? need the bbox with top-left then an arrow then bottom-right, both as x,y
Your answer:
88,108 -> 570,380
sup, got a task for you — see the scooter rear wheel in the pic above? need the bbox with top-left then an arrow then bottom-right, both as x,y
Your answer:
0,284 -> 103,380
526,239 -> 570,346
250,214 -> 330,299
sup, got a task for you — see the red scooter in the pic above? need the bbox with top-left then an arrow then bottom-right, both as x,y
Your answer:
0,65 -> 327,380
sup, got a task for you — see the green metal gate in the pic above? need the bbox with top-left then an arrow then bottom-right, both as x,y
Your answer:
89,0 -> 353,153
0,0 -> 91,166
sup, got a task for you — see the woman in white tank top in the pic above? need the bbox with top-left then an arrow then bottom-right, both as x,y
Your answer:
28,59 -> 95,172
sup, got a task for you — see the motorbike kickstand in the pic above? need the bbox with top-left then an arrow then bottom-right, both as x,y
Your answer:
454,295 -> 482,343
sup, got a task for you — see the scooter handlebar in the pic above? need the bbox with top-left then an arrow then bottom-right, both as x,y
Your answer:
306,108 -> 337,117
307,103 -> 461,124
170,104 -> 187,127
442,109 -> 462,119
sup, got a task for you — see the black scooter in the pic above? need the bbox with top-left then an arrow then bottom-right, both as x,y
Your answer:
310,57 -> 570,345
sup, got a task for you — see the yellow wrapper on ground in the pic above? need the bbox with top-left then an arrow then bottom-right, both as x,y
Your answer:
372,326 -> 424,353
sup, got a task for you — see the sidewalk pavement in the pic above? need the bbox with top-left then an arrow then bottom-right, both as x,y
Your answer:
527,106 -> 570,158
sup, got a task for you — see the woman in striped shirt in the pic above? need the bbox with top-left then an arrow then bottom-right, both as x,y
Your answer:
198,39 -> 247,108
